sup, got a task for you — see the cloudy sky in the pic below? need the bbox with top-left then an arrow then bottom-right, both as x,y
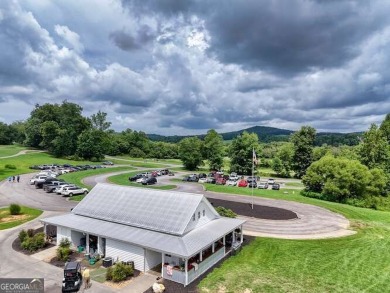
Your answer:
0,0 -> 389,135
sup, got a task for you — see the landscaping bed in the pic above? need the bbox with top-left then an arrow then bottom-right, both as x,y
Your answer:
12,227 -> 55,255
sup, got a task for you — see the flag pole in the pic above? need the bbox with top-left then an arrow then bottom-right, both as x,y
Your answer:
251,147 -> 254,209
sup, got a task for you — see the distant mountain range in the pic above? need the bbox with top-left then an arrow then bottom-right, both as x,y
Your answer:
147,126 -> 362,146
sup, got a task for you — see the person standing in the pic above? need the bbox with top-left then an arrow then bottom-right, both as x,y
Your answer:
16,175 -> 20,183
82,267 -> 90,289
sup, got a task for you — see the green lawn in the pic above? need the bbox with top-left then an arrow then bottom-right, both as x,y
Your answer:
0,206 -> 43,230
199,206 -> 390,293
90,267 -> 107,283
0,145 -> 30,157
198,183 -> 390,292
107,171 -> 177,191
284,181 -> 304,188
0,152 -> 109,181
113,156 -> 182,165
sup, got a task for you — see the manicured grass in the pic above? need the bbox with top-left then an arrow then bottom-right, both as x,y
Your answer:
0,145 -> 29,157
284,182 -> 304,188
200,208 -> 390,293
59,167 -> 135,189
0,152 -> 107,181
0,206 -> 43,230
107,171 -> 177,191
90,267 -> 107,283
199,182 -> 390,292
114,156 -> 182,165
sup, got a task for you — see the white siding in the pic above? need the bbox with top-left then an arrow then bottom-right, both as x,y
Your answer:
56,226 -> 71,246
144,249 -> 162,271
184,201 -> 216,233
71,230 -> 84,249
106,239 -> 145,271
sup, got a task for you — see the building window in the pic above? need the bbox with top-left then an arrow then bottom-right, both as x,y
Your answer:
203,209 -> 205,216
198,212 -> 201,219
192,214 -> 195,221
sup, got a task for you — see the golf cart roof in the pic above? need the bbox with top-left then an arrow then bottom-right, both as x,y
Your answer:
64,261 -> 80,270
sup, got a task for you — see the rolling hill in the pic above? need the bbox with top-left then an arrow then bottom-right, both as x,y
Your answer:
148,126 -> 362,146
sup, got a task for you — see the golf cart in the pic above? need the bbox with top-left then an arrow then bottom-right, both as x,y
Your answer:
62,261 -> 83,292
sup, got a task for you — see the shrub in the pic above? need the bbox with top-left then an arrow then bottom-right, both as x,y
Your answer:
9,204 -> 21,215
21,233 -> 46,252
27,229 -> 34,237
56,247 -> 72,261
18,230 -> 28,243
5,164 -> 16,169
106,267 -> 113,281
110,262 -> 134,282
215,206 -> 237,218
59,238 -> 71,248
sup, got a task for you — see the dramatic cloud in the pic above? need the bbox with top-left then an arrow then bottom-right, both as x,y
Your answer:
0,0 -> 389,135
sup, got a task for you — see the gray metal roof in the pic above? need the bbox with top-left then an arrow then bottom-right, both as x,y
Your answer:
42,213 -> 245,258
71,183 -> 206,236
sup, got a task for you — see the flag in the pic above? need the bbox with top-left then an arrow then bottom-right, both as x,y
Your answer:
252,149 -> 258,165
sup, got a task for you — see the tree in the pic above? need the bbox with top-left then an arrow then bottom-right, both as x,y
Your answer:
76,130 -> 106,160
178,137 -> 203,170
91,111 -> 111,132
202,129 -> 224,171
272,142 -> 293,177
291,126 -> 316,178
229,132 -> 260,175
302,156 -> 387,203
358,124 -> 389,170
379,113 -> 390,143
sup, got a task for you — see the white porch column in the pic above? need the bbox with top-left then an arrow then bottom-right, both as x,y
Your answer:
232,230 -> 235,243
199,250 -> 203,262
223,235 -> 225,245
86,233 -> 90,254
161,254 -> 165,276
185,258 -> 188,286
212,243 -> 215,253
97,236 -> 101,255
240,225 -> 244,243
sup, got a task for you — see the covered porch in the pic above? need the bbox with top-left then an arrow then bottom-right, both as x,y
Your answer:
161,225 -> 244,286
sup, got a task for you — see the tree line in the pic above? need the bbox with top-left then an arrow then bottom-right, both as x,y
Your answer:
1,102 -> 389,209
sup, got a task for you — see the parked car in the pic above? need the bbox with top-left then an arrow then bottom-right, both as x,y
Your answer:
272,183 -> 280,190
187,175 -> 199,182
216,177 -> 227,185
141,177 -> 157,185
168,171 -> 175,176
198,173 -> 207,179
268,178 -> 275,185
238,179 -> 248,187
102,161 -> 114,165
226,179 -> 238,186
248,180 -> 257,188
36,177 -> 62,189
206,177 -> 216,184
61,186 -> 89,197
44,181 -> 69,193
129,174 -> 143,181
258,182 -> 269,189
30,175 -> 48,185
229,173 -> 240,181
136,176 -> 147,183
198,177 -> 207,183
55,184 -> 77,195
